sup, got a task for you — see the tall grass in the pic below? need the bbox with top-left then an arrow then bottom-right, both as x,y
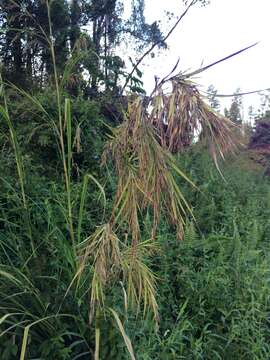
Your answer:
0,77 -> 34,254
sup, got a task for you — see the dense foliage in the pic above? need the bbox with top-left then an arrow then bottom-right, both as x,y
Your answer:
249,111 -> 270,150
1,109 -> 270,358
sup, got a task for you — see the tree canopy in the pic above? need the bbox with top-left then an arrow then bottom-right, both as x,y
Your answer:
0,0 -> 166,92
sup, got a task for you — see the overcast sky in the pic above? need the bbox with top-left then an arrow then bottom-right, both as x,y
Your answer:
138,0 -> 270,117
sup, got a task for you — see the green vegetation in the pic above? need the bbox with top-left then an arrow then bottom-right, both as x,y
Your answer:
0,1 -> 270,359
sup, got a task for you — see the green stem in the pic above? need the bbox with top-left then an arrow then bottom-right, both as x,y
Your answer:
46,0 -> 75,249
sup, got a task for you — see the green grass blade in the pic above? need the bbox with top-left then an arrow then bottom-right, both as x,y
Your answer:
109,308 -> 136,360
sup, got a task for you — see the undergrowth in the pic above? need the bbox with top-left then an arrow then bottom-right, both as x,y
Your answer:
1,114 -> 270,359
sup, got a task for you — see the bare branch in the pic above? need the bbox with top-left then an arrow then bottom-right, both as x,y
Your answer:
149,58 -> 180,98
120,0 -> 198,95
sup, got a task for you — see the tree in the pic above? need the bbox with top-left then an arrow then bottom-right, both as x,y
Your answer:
82,0 -> 165,93
0,0 -> 71,87
70,0 -> 82,50
0,0 -> 25,85
0,0 -> 165,92
249,112 -> 270,148
227,88 -> 243,124
207,84 -> 220,112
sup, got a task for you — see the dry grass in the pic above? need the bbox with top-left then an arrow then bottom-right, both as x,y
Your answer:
99,79 -> 239,327
121,240 -> 159,321
105,78 -> 238,244
150,79 -> 238,161
104,96 -> 195,242
74,224 -> 159,322
75,223 -> 121,321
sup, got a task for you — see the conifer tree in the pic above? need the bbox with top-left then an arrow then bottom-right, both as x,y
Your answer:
228,88 -> 243,124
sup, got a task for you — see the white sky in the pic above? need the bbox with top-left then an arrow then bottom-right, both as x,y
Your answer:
138,0 -> 270,117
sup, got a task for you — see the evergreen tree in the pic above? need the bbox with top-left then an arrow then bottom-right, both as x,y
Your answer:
249,110 -> 270,149
248,105 -> 257,124
228,88 -> 243,124
207,84 -> 220,112
0,0 -> 25,85
70,0 -> 82,50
